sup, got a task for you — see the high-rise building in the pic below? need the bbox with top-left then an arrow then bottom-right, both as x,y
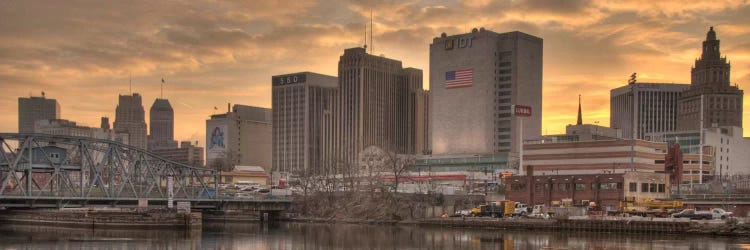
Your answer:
429,28 -> 542,157
610,83 -> 689,140
113,93 -> 148,150
100,117 -> 110,130
148,98 -> 177,150
206,105 -> 272,172
678,27 -> 744,130
327,47 -> 426,168
272,72 -> 337,175
18,95 -> 60,133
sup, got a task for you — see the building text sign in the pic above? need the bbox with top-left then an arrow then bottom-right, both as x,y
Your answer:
513,105 -> 532,117
445,36 -> 475,50
272,74 -> 307,86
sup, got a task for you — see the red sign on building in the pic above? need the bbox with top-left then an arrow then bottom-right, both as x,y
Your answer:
514,105 -> 532,117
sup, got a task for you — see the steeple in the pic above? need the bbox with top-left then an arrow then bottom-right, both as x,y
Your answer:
701,26 -> 721,60
576,94 -> 582,125
692,26 -> 730,86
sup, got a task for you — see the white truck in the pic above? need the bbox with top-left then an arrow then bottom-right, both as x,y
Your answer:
711,208 -> 733,220
514,203 -> 530,216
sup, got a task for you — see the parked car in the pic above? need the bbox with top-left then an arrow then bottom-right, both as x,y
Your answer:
454,209 -> 472,217
711,208 -> 733,219
671,209 -> 713,220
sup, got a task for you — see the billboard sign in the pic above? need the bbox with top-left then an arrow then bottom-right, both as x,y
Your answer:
207,125 -> 228,161
513,105 -> 532,117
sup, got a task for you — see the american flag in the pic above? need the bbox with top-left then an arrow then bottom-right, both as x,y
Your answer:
445,69 -> 473,89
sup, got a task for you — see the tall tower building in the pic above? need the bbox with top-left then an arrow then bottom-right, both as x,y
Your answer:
329,47 -> 425,167
610,83 -> 689,140
114,93 -> 148,150
18,95 -> 60,133
429,29 -> 542,157
678,27 -> 744,130
148,98 -> 177,150
271,72 -> 337,175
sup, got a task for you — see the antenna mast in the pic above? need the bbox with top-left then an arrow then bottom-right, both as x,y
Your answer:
370,9 -> 373,54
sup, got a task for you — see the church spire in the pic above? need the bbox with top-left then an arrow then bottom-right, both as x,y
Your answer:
576,94 -> 582,125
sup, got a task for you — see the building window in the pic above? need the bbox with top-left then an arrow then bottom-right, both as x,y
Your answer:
641,183 -> 649,192
658,184 -> 666,193
575,183 -> 585,190
649,183 -> 657,193
535,183 -> 543,190
511,183 -> 526,191
629,183 -> 637,192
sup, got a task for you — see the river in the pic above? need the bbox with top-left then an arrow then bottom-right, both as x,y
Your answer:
1,221 -> 749,249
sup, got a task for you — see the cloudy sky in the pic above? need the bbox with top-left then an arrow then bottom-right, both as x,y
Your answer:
2,0 -> 750,148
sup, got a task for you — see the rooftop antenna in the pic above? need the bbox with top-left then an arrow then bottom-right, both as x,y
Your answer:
161,78 -> 165,98
370,8 -> 373,54
363,23 -> 367,51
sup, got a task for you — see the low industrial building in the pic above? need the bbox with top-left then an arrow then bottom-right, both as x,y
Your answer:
220,166 -> 269,186
504,169 -> 670,209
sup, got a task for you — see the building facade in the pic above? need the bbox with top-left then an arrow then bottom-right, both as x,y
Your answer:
206,105 -> 272,172
34,119 -> 119,141
148,98 -> 177,150
429,28 -> 542,159
18,95 -> 60,134
271,72 -> 337,175
610,83 -> 689,140
151,141 -> 204,168
522,139 -> 713,183
678,27 -> 744,131
326,47 -> 426,169
113,93 -> 148,150
505,171 -> 669,208
648,126 -> 750,177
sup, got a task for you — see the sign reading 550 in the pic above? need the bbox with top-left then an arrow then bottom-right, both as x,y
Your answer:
272,74 -> 307,86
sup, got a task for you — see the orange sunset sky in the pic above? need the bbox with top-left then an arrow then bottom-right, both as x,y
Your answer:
2,0 -> 750,150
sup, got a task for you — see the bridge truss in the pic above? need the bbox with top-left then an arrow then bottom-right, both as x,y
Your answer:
0,133 -> 219,207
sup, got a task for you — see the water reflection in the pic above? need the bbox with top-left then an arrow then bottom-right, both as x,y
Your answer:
1,221 -> 749,249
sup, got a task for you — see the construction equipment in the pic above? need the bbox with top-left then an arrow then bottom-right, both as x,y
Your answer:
620,197 -> 684,217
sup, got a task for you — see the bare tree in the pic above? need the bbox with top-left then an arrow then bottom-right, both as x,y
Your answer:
383,151 -> 416,193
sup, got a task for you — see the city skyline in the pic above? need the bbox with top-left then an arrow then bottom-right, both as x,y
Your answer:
3,1 -> 750,150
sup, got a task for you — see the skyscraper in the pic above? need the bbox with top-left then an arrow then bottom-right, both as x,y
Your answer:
610,83 -> 689,140
114,93 -> 148,150
429,28 -> 542,157
327,47 -> 426,168
148,98 -> 177,150
18,95 -> 60,133
678,27 -> 744,130
272,72 -> 337,175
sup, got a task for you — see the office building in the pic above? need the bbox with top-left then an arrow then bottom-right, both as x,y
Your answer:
648,126 -> 750,177
272,72 -> 337,175
522,139 -> 713,182
610,83 -> 689,140
18,95 -> 60,133
113,93 -> 148,150
152,141 -> 204,168
327,47 -> 426,168
429,28 -> 542,157
206,105 -> 272,172
678,27 -> 744,130
148,98 -> 178,150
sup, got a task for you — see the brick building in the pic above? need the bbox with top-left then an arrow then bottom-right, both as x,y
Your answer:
505,167 -> 669,209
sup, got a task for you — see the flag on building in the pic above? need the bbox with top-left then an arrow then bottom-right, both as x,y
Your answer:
445,69 -> 473,89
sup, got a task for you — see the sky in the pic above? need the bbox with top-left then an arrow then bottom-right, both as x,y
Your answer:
2,0 -> 750,149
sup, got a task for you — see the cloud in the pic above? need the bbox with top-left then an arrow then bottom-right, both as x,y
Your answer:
2,0 -> 750,149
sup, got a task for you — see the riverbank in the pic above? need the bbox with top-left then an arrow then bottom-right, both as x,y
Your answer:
282,215 -> 750,236
0,208 -> 201,230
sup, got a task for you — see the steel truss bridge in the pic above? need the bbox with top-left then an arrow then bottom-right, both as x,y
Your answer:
0,133 -> 289,211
